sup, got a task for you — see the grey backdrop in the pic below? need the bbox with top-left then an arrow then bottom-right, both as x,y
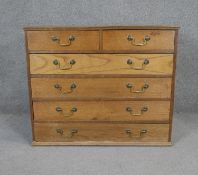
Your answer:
1,1 -> 198,175
0,0 -> 198,114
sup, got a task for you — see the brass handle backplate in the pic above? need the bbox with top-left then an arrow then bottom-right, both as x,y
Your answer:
56,128 -> 78,138
54,83 -> 77,95
126,83 -> 149,93
127,35 -> 150,46
127,59 -> 149,70
55,106 -> 77,117
53,58 -> 76,70
126,106 -> 148,116
51,35 -> 75,46
125,129 -> 147,139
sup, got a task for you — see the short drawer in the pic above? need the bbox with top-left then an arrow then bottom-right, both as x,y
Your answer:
103,30 -> 175,52
33,101 -> 170,122
30,54 -> 173,75
31,78 -> 172,99
26,30 -> 99,51
34,123 -> 169,142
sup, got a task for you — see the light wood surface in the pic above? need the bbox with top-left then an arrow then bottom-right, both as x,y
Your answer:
31,78 -> 172,99
168,29 -> 179,141
34,123 -> 169,142
30,54 -> 173,75
24,26 -> 178,146
32,141 -> 172,146
24,26 -> 179,31
33,101 -> 170,122
27,30 -> 99,51
103,30 -> 175,52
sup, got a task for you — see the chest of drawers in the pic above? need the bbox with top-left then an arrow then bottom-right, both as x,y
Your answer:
24,26 -> 179,146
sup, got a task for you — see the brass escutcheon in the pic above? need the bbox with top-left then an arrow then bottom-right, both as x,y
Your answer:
127,58 -> 149,70
126,106 -> 148,116
127,35 -> 150,46
55,106 -> 77,117
126,83 -> 149,93
54,83 -> 77,95
53,58 -> 76,70
125,129 -> 147,139
51,35 -> 75,46
56,128 -> 78,138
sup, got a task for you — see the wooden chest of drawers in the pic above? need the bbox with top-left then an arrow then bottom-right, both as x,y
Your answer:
24,26 -> 179,146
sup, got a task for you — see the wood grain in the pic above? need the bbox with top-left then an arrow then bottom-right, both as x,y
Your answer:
33,101 -> 170,122
34,123 -> 169,142
31,78 -> 172,99
33,97 -> 171,101
30,54 -> 173,75
24,31 -> 35,140
24,26 -> 179,146
103,30 -> 175,52
169,29 -> 179,142
24,26 -> 179,31
28,50 -> 175,54
31,74 -> 172,78
27,30 -> 99,51
32,141 -> 172,146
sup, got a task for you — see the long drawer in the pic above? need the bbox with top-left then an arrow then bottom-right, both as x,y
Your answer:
34,123 -> 169,142
30,54 -> 173,75
31,78 -> 171,99
33,101 -> 170,122
103,30 -> 175,52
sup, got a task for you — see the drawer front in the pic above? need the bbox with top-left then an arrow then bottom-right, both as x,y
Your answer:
34,123 -> 169,142
33,101 -> 170,122
27,30 -> 99,51
103,30 -> 175,52
30,54 -> 173,75
31,78 -> 171,99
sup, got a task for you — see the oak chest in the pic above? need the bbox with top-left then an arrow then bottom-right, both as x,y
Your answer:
24,26 -> 179,146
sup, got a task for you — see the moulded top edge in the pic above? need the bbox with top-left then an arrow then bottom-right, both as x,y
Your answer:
23,26 -> 180,31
